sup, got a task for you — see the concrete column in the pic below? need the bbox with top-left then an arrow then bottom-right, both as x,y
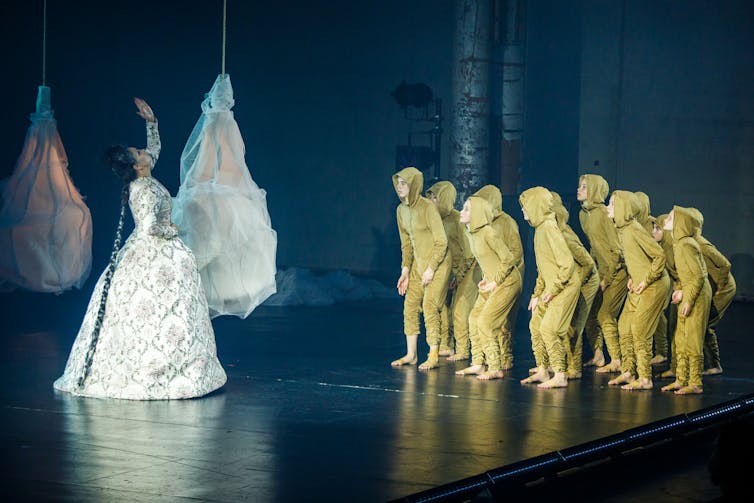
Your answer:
451,0 -> 493,205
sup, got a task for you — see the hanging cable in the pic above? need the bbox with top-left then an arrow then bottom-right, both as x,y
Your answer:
42,0 -> 47,85
221,0 -> 227,78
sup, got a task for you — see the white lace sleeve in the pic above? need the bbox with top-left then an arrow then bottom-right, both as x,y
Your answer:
146,120 -> 161,167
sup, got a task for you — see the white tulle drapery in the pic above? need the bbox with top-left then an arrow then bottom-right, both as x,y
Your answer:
172,74 -> 277,319
0,86 -> 92,293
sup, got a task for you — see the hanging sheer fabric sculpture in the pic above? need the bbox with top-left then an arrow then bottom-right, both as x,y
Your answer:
172,75 -> 277,318
0,86 -> 92,293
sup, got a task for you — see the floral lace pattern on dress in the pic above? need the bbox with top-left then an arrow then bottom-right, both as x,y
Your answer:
54,156 -> 226,399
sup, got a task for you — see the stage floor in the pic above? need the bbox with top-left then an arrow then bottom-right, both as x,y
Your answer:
1,290 -> 752,502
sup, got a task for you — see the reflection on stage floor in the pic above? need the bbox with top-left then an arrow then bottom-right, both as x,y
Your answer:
1,290 -> 752,502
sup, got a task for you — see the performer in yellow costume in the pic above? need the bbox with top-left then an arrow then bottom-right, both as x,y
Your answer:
661,207 -> 712,395
519,187 -> 580,389
457,196 -> 521,380
635,191 -> 670,365
577,174 -> 628,373
687,208 -> 736,376
426,181 -> 478,361
473,185 -> 524,369
551,191 -> 598,379
607,191 -> 670,390
391,167 -> 451,371
652,214 -> 680,379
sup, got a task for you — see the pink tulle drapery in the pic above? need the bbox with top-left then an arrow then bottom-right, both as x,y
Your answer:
0,86 -> 92,293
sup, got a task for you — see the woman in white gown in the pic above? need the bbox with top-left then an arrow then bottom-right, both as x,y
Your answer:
53,98 -> 226,400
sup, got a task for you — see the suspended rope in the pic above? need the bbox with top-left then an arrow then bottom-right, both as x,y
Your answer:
42,0 -> 47,85
172,0 -> 278,319
221,0 -> 227,77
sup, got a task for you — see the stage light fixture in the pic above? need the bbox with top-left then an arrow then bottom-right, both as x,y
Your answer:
391,80 -> 434,109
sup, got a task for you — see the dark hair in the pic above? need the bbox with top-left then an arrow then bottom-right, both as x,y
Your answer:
77,146 -> 136,389
105,144 -> 137,192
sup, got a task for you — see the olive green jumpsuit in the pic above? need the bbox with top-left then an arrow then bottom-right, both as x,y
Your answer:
551,192 -> 598,376
473,185 -> 524,369
670,206 -> 712,391
578,174 -> 628,369
427,181 -> 478,358
393,168 -> 451,365
520,187 -> 580,377
465,196 -> 521,374
612,191 -> 670,385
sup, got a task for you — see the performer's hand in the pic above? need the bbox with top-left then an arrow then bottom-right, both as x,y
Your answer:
397,270 -> 409,296
600,279 -> 606,292
134,97 -> 156,122
481,280 -> 497,293
671,289 -> 683,304
528,297 -> 539,311
627,278 -> 634,292
421,267 -> 434,286
541,292 -> 553,304
680,302 -> 692,317
634,281 -> 647,294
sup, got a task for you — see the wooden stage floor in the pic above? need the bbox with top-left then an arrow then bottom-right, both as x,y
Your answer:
1,289 -> 752,502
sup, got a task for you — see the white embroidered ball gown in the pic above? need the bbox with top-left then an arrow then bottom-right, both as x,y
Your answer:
53,122 -> 226,400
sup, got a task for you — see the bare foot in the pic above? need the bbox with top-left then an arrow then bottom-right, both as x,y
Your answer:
477,370 -> 505,380
529,366 -> 552,374
608,372 -> 635,386
622,377 -> 653,391
455,364 -> 485,376
418,356 -> 439,371
596,360 -> 621,374
391,355 -> 417,367
584,348 -> 605,367
674,385 -> 703,395
521,368 -> 550,384
439,347 -> 453,357
447,353 -> 469,362
650,354 -> 668,365
659,369 -> 676,379
661,381 -> 683,392
702,366 -> 723,376
567,369 -> 582,379
537,372 -> 568,389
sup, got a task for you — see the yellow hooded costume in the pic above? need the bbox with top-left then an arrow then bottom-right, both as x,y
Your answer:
687,208 -> 736,373
654,213 -> 680,376
633,191 -> 654,235
667,206 -> 712,392
611,191 -> 670,387
393,167 -> 451,369
520,187 -> 580,379
464,196 -> 522,376
473,185 -> 524,368
427,181 -> 479,358
551,191 -> 599,376
578,174 -> 628,371
634,191 -> 670,362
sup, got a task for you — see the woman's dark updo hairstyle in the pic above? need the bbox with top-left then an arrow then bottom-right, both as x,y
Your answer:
78,145 -> 137,389
105,145 -> 138,195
